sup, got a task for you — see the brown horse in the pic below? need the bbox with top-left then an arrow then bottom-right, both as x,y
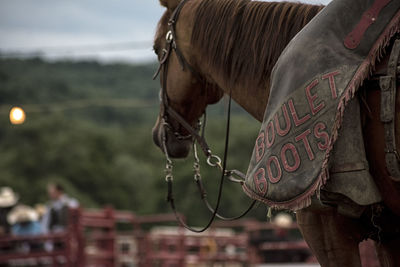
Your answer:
152,0 -> 400,265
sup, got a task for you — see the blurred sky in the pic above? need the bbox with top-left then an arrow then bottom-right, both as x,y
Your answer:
0,0 -> 332,64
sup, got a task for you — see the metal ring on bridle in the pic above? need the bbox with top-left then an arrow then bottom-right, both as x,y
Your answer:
166,31 -> 173,43
153,0 -> 256,231
165,174 -> 173,181
207,154 -> 222,168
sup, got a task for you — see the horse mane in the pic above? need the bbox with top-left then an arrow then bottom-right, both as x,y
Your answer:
191,0 -> 324,90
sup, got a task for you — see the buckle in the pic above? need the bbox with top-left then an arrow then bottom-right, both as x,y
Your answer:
166,31 -> 173,43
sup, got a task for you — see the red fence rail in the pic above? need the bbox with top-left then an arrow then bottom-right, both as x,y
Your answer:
0,207 -> 379,266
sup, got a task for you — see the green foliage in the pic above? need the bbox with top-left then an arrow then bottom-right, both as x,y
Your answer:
0,58 -> 267,224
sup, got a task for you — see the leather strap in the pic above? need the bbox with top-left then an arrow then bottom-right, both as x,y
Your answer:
344,0 -> 392,49
155,0 -> 255,232
155,0 -> 211,156
380,38 -> 400,181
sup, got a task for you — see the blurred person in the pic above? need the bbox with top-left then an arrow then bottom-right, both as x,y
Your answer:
7,204 -> 43,253
34,203 -> 48,233
42,182 -> 79,233
8,205 -> 42,236
0,187 -> 19,235
273,212 -> 293,239
271,213 -> 311,262
35,203 -> 47,219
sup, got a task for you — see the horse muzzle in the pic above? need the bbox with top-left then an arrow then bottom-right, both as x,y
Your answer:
152,120 -> 192,159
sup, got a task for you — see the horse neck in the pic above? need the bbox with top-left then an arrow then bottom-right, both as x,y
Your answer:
217,79 -> 269,122
187,0 -> 323,122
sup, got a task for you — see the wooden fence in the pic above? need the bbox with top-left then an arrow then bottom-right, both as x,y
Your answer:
0,207 -> 379,266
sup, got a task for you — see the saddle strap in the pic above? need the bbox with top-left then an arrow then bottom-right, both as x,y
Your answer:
380,38 -> 400,181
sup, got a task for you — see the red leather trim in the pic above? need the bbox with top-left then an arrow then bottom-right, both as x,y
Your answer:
344,0 -> 392,49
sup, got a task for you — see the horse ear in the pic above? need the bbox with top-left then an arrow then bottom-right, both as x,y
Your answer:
159,0 -> 180,11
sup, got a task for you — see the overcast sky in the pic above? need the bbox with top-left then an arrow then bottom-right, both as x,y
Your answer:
0,0 -> 331,64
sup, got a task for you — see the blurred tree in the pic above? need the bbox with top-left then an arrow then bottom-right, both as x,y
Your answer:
0,58 -> 267,224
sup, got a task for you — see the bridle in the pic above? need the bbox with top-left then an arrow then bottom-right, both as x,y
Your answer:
153,0 -> 211,156
153,0 -> 256,232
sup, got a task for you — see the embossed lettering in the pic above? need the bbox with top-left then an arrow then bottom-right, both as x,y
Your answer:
295,129 -> 315,161
314,122 -> 330,150
274,104 -> 291,137
254,168 -> 268,194
281,143 -> 301,172
266,156 -> 282,183
322,71 -> 340,100
288,99 -> 311,127
305,79 -> 325,115
255,132 -> 265,162
265,120 -> 275,148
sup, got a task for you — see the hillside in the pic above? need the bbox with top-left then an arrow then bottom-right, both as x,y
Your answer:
0,58 -> 265,224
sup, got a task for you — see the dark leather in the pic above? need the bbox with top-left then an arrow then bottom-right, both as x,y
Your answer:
243,0 -> 400,210
380,39 -> 400,181
324,97 -> 381,209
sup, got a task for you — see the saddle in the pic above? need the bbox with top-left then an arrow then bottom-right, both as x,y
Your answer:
320,38 -> 400,217
243,0 -> 400,211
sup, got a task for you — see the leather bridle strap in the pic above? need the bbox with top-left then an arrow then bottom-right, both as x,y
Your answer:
167,0 -> 204,81
155,0 -> 256,231
161,50 -> 212,156
154,0 -> 211,156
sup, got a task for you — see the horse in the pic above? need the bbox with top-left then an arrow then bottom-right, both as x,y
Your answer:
152,0 -> 400,265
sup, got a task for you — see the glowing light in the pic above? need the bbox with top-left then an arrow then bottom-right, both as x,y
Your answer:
9,107 -> 26,125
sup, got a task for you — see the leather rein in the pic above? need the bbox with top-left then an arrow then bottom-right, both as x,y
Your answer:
153,0 -> 256,232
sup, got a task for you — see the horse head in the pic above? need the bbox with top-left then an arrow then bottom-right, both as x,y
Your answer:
152,0 -> 223,158
152,0 -> 325,160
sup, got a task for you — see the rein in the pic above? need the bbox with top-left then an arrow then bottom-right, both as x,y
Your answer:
154,0 -> 256,232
